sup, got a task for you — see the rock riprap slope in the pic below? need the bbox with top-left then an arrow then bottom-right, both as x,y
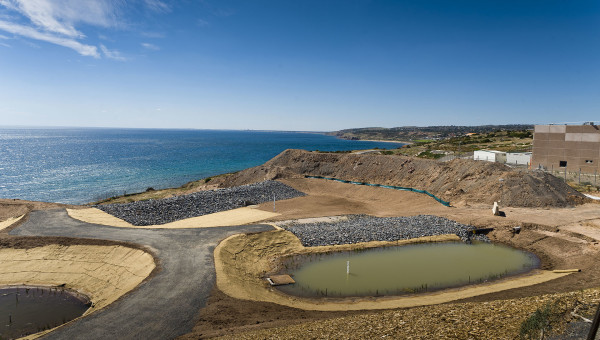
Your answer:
283,215 -> 488,246
96,180 -> 304,226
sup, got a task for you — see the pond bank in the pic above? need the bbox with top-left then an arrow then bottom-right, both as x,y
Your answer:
214,228 -> 571,311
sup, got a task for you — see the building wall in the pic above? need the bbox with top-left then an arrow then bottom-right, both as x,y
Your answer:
507,152 -> 532,165
532,124 -> 600,173
474,150 -> 497,162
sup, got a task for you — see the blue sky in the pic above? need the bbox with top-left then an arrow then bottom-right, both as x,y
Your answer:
0,0 -> 598,131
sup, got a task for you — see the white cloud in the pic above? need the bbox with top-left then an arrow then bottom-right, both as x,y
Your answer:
0,42 -> 11,48
100,44 -> 126,61
3,0 -> 120,38
144,0 -> 170,13
197,19 -> 209,27
0,19 -> 99,57
0,34 -> 10,39
141,42 -> 159,50
0,0 -> 169,58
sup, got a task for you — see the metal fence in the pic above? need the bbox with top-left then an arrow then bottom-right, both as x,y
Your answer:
536,167 -> 600,187
439,153 -> 600,187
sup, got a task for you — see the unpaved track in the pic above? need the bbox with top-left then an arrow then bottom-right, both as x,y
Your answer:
9,209 -> 273,340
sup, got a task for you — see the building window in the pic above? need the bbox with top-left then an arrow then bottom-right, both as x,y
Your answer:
586,160 -> 593,164
559,161 -> 567,167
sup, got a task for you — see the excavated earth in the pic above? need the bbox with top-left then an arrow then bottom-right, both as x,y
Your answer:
2,150 -> 599,340
216,149 -> 585,208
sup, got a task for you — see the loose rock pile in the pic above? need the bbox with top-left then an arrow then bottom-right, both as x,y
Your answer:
96,180 -> 305,226
283,215 -> 488,247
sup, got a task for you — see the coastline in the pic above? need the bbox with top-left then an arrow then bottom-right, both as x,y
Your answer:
360,139 -> 412,145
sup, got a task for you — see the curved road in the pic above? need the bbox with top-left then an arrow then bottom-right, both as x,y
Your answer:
10,209 -> 274,339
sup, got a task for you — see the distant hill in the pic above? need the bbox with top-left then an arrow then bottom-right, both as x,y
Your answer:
328,125 -> 534,142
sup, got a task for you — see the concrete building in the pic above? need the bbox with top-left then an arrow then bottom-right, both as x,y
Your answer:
474,150 -> 506,163
506,152 -> 532,166
532,123 -> 600,173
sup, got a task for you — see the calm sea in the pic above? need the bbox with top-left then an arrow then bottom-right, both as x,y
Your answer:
0,128 -> 402,204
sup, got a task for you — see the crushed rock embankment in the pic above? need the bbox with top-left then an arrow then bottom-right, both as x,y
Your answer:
96,180 -> 304,226
283,215 -> 487,246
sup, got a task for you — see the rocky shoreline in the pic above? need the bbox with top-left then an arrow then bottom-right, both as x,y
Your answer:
95,180 -> 305,226
282,214 -> 489,246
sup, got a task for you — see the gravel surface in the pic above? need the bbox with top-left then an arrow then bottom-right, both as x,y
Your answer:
96,180 -> 305,226
283,215 -> 488,246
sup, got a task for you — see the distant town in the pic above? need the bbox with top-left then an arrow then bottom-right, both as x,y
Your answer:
328,124 -> 534,142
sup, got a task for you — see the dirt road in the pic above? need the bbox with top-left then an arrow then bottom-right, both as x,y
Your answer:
9,209 -> 273,340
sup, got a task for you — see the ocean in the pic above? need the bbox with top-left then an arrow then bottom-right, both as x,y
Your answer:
0,128 -> 402,204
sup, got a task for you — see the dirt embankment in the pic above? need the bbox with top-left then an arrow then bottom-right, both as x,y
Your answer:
218,149 -> 584,208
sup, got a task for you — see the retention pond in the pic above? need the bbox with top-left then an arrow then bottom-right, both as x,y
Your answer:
277,242 -> 539,298
0,286 -> 90,339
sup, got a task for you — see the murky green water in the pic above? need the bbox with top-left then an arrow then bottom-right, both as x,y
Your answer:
0,286 -> 90,339
277,242 -> 539,298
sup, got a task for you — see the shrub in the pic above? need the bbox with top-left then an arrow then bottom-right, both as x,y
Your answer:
519,300 -> 564,340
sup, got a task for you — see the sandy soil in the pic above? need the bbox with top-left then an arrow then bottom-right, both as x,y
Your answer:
0,214 -> 24,231
0,199 -> 82,234
219,149 -> 585,208
214,288 -> 600,339
67,206 -> 280,229
183,178 -> 600,338
0,241 -> 155,339
3,177 -> 600,339
0,245 -> 155,314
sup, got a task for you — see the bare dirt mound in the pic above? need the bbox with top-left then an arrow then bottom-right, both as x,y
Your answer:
219,149 -> 584,208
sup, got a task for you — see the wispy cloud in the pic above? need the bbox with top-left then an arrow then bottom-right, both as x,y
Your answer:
141,42 -> 159,51
0,0 -> 169,58
0,19 -> 99,57
144,0 -> 170,13
0,34 -> 10,39
197,19 -> 209,27
3,0 -> 120,38
100,44 -> 126,61
0,42 -> 11,48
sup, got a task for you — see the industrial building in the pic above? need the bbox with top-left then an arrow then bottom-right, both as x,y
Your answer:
474,150 -> 506,163
474,150 -> 531,166
532,123 -> 600,173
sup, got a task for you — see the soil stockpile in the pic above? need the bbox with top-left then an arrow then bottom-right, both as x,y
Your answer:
96,180 -> 304,226
218,149 -> 584,208
283,215 -> 488,246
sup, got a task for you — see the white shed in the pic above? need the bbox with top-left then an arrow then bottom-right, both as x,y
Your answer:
506,152 -> 532,166
474,150 -> 506,162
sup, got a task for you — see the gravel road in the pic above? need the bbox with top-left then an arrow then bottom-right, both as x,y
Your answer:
96,180 -> 305,226
283,214 -> 489,246
9,209 -> 273,340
